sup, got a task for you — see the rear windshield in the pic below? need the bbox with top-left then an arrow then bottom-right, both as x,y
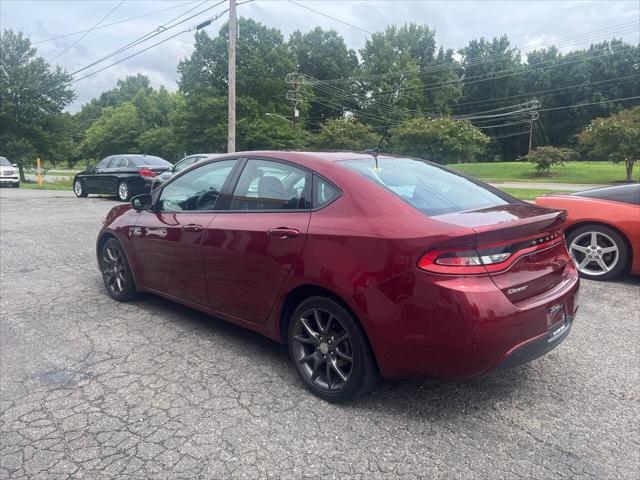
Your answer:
0,157 -> 10,166
129,155 -> 170,166
341,157 -> 511,216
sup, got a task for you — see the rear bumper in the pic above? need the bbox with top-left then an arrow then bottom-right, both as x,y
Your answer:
490,314 -> 574,375
354,261 -> 580,380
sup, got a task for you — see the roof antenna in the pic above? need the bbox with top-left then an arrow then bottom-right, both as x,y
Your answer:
364,126 -> 389,172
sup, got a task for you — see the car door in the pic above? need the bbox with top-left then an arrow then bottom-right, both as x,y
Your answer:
85,157 -> 111,192
203,158 -> 312,324
131,159 -> 240,307
100,156 -> 124,194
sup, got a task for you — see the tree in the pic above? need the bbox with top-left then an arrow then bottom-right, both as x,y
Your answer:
388,117 -> 489,163
289,27 -> 358,125
577,107 -> 640,182
239,116 -> 309,150
0,30 -> 75,179
81,102 -> 142,160
359,24 -> 462,124
520,146 -> 577,175
312,118 -> 379,150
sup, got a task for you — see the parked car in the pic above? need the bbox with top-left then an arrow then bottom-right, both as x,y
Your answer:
0,156 -> 20,188
151,153 -> 220,191
96,152 -> 579,401
536,184 -> 640,281
73,154 -> 171,201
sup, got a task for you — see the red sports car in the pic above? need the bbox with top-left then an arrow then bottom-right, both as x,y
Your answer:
536,184 -> 640,281
97,152 -> 579,401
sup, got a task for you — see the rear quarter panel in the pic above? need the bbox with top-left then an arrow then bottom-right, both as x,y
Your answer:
536,195 -> 640,274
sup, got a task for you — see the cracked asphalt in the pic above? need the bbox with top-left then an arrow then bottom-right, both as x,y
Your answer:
1,188 -> 639,479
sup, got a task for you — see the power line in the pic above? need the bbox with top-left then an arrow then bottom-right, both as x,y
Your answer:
538,95 -> 640,112
287,0 -> 373,35
49,0 -> 126,63
33,0 -> 201,46
66,0 -> 219,80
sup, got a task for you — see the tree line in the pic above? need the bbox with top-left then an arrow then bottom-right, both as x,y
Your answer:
1,20 -> 638,180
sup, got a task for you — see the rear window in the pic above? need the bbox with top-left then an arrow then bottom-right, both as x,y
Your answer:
341,157 -> 511,216
572,184 -> 639,206
129,155 -> 170,166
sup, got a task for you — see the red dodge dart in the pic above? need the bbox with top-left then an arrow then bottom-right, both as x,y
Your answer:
96,152 -> 579,401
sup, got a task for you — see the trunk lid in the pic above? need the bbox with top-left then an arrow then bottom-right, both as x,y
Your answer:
434,203 -> 571,303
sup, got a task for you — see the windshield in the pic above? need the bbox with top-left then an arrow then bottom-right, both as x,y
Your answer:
341,157 -> 512,216
0,157 -> 10,166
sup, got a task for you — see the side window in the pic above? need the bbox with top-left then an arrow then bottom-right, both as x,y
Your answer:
230,159 -> 310,211
158,159 -> 237,212
95,157 -> 112,169
313,176 -> 340,208
113,157 -> 127,168
175,156 -> 197,173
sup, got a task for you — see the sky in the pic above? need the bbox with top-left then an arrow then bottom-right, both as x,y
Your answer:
1,0 -> 638,112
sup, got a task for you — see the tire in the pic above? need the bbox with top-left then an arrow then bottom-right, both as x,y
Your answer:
566,224 -> 629,281
288,296 -> 378,402
12,182 -> 19,188
73,179 -> 87,197
117,181 -> 130,202
99,238 -> 138,302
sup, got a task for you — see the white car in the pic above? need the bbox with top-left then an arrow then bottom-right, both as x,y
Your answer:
0,157 -> 20,188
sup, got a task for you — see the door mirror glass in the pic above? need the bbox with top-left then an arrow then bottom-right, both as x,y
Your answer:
131,194 -> 152,211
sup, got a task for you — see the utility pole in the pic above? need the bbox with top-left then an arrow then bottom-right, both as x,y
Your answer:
228,0 -> 237,153
528,120 -> 533,155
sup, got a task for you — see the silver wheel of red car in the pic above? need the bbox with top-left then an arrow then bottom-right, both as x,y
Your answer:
567,225 -> 629,281
288,297 -> 377,402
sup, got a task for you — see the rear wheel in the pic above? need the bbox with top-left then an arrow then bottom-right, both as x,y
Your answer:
73,179 -> 87,197
100,238 -> 138,302
117,181 -> 130,201
288,296 -> 377,402
566,224 -> 629,281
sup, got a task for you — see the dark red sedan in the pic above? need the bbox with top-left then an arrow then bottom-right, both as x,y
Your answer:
97,152 -> 579,401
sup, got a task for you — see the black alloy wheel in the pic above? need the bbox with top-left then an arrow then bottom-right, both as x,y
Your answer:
100,238 -> 138,302
289,296 -> 377,402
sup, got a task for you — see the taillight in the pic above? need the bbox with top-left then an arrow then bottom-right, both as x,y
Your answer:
139,168 -> 156,178
418,230 -> 563,275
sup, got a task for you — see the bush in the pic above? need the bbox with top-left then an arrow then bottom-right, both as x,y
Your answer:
520,146 -> 577,175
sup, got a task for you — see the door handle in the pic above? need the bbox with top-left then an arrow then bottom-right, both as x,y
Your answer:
267,227 -> 300,238
183,224 -> 203,232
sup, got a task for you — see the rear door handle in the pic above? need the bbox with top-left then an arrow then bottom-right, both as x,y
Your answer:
183,224 -> 203,232
267,227 -> 300,238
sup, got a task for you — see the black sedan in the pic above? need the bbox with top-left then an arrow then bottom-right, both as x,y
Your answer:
73,155 -> 171,201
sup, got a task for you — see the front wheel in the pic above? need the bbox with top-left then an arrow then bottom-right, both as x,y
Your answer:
566,224 -> 629,281
288,296 -> 378,402
100,238 -> 138,302
117,181 -> 130,201
12,182 -> 19,188
73,179 -> 87,197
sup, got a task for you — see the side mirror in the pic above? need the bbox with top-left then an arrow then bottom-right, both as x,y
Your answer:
131,194 -> 153,211
12,164 -> 17,167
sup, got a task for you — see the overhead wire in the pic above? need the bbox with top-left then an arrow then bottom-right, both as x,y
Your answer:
49,0 -> 126,63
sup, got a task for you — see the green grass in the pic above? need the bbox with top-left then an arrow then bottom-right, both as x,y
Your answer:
21,180 -> 72,191
498,187 -> 570,201
450,161 -> 630,184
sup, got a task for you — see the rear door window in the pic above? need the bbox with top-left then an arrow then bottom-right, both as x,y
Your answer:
341,157 -> 511,216
230,159 -> 311,210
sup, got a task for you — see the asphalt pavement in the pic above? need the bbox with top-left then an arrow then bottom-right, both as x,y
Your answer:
1,188 -> 638,479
